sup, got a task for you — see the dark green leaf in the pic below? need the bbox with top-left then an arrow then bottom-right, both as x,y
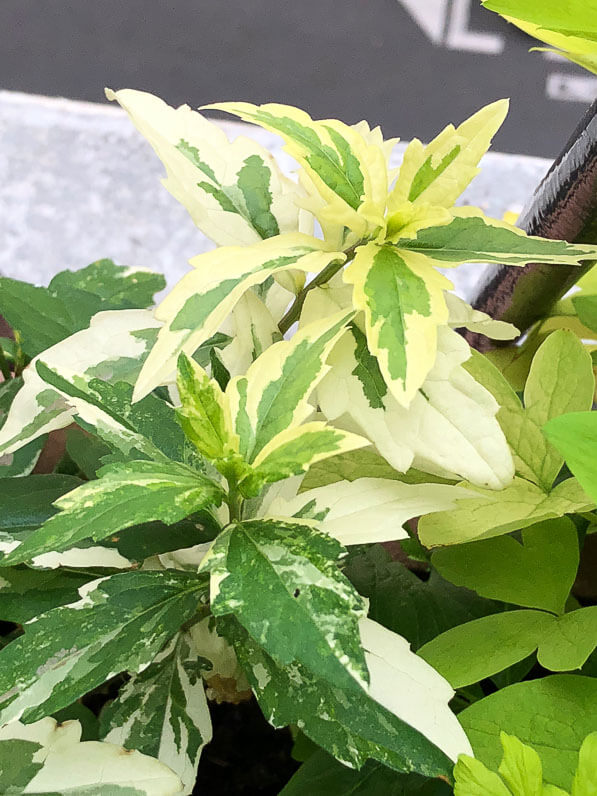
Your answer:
0,567 -> 93,623
345,545 -> 502,650
281,750 -> 452,795
0,739 -> 43,791
48,259 -> 165,309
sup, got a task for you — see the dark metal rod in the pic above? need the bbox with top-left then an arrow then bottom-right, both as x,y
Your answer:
467,98 -> 597,350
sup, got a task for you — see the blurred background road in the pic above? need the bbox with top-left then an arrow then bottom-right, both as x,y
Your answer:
1,0 -> 596,157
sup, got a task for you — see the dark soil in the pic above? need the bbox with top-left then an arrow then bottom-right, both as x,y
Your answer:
193,698 -> 299,795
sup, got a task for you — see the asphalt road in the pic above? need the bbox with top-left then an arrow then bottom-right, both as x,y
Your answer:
1,0 -> 596,158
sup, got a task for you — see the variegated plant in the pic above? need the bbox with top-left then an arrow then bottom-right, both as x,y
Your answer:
1,91 -> 597,793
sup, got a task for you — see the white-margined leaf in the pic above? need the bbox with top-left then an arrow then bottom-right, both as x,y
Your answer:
134,235 -> 345,400
227,310 -> 353,462
266,477 -> 475,545
100,632 -> 212,794
0,570 -> 208,726
318,325 -> 514,489
107,88 -> 306,246
344,242 -> 452,407
396,209 -> 597,267
222,616 -> 470,777
0,310 -> 160,458
205,102 -> 390,248
1,460 -> 223,566
0,717 -> 183,794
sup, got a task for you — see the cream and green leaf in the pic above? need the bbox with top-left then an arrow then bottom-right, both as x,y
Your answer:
264,476 -> 475,545
0,309 -> 160,458
0,570 -> 208,726
175,312 -> 367,496
204,101 -> 390,248
317,322 -> 514,489
221,615 -> 471,775
0,717 -> 184,795
0,460 -> 223,566
107,88 -> 306,246
201,519 -> 369,690
134,235 -> 345,400
100,632 -> 212,794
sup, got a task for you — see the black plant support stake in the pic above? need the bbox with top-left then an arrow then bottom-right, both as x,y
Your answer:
467,98 -> 597,351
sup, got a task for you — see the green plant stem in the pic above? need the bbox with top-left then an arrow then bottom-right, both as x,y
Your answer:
226,476 -> 243,523
277,243 -> 360,335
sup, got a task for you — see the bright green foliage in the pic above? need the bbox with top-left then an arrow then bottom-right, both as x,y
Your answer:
420,604 -> 597,686
543,412 -> 597,503
0,570 -> 208,725
0,460 -> 223,566
454,732 -> 573,796
419,610 -> 554,688
419,476 -> 593,547
482,0 -> 597,75
99,632 -> 212,792
460,676 -> 597,791
202,518 -> 369,688
465,330 -> 594,491
432,518 -> 579,614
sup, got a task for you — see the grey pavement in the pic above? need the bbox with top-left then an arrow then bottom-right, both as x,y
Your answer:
0,0 -> 596,158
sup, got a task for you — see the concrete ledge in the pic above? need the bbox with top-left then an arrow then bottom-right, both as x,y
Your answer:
0,90 -> 552,297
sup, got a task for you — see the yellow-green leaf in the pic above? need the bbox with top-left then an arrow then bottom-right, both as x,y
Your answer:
344,242 -> 451,406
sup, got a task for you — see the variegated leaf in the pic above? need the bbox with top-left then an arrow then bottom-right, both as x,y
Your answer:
176,353 -> 236,461
205,101 -> 389,247
0,717 -> 183,794
34,366 -> 195,466
1,460 -> 223,566
100,632 -> 212,794
266,477 -> 475,545
387,100 -> 508,216
201,519 -> 369,689
344,242 -> 452,406
0,310 -> 160,457
0,570 -> 208,725
107,88 -> 305,246
396,209 -> 597,266
249,421 -> 368,486
318,324 -> 514,489
418,476 -> 595,547
134,234 -> 345,400
227,310 -> 353,461
223,616 -> 470,776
